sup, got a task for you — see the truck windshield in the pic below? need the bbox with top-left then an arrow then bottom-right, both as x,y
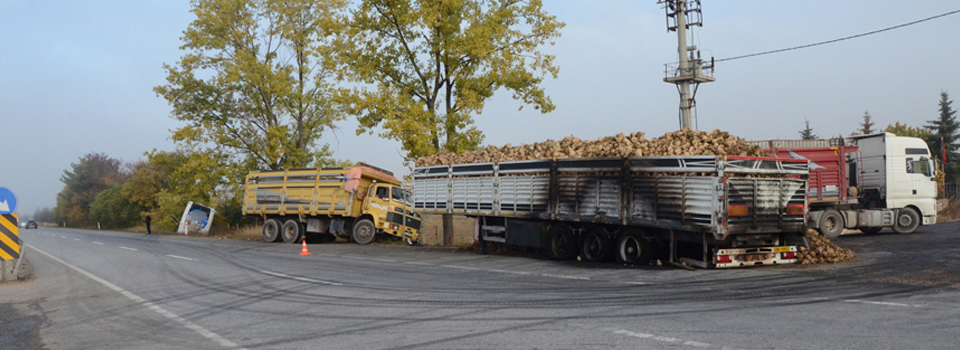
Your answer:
391,187 -> 406,204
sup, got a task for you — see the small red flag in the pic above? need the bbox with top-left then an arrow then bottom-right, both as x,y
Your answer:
942,137 -> 947,164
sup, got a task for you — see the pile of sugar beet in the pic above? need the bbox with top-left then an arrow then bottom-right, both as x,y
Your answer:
420,129 -> 855,265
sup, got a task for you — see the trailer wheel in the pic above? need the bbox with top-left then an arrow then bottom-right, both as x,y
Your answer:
546,224 -> 577,260
352,219 -> 377,245
893,208 -> 920,234
615,231 -> 655,265
818,209 -> 843,240
860,227 -> 882,235
281,220 -> 303,243
262,219 -> 282,242
580,228 -> 611,262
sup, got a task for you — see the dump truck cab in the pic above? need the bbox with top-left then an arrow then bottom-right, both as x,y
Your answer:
363,182 -> 421,242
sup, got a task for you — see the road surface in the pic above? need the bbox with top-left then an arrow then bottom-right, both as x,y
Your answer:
2,223 -> 959,349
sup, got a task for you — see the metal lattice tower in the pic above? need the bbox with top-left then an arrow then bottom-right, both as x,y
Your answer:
660,0 -> 715,130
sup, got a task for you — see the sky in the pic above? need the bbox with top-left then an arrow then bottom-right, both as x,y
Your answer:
2,0 -> 959,216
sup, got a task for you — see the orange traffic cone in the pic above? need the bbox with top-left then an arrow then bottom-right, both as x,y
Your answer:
299,238 -> 312,256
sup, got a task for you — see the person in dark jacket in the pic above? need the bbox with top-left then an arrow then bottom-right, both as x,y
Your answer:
145,213 -> 152,235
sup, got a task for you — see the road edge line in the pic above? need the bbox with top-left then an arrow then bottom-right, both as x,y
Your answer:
27,244 -> 247,350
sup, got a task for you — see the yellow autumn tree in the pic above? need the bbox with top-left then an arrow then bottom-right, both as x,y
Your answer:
155,0 -> 347,171
337,0 -> 565,164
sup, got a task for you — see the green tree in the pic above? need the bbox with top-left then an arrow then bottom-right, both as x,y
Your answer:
338,0 -> 565,164
926,91 -> 960,183
154,0 -> 347,171
799,119 -> 818,140
147,149 -> 231,231
90,184 -> 146,229
885,122 -> 932,138
54,153 -> 126,227
856,110 -> 876,135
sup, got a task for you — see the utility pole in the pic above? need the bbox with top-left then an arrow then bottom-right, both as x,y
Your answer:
660,0 -> 715,130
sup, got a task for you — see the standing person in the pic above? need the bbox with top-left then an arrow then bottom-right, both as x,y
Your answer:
145,213 -> 152,235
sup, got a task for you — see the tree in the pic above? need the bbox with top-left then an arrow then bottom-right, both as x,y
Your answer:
856,110 -> 876,135
926,91 -> 960,183
799,119 -> 818,140
147,149 -> 232,231
885,122 -> 932,138
54,153 -> 126,227
90,184 -> 146,229
154,0 -> 347,171
32,207 -> 54,223
337,0 -> 565,164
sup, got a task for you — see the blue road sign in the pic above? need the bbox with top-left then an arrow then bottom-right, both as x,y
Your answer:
0,187 -> 18,214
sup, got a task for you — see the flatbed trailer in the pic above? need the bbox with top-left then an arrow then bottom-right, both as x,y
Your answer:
413,155 -> 810,268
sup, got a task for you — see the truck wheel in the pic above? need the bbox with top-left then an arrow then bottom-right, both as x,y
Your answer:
546,224 -> 577,260
352,219 -> 377,245
262,219 -> 282,242
615,231 -> 655,265
580,228 -> 610,262
281,220 -> 303,243
860,227 -> 882,235
893,208 -> 920,234
818,210 -> 843,240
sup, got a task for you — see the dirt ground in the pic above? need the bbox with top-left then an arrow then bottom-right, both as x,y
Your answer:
418,214 -> 475,247
795,221 -> 960,289
937,200 -> 960,223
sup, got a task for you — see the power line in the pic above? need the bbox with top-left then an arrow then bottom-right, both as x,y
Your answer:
716,9 -> 960,63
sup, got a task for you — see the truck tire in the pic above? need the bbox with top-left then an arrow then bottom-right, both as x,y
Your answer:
546,224 -> 577,260
615,230 -> 655,265
262,219 -> 282,242
893,208 -> 920,234
818,209 -> 843,240
580,228 -> 611,262
352,219 -> 377,245
281,220 -> 303,243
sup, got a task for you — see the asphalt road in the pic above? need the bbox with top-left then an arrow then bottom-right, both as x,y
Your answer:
2,223 -> 959,350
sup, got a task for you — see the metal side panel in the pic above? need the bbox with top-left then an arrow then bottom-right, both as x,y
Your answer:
725,178 -> 807,232
451,177 -> 495,214
498,176 -> 550,215
413,178 -> 449,212
556,174 -> 622,222
657,177 -> 717,228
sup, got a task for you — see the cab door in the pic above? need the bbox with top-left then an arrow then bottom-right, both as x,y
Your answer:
907,157 -> 937,200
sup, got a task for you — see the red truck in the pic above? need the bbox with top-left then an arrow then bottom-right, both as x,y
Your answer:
749,133 -> 937,238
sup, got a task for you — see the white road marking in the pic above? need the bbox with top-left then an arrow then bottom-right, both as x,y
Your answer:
261,270 -> 290,278
166,255 -> 197,261
344,255 -> 366,260
74,238 -> 82,241
442,265 -> 481,270
27,244 -> 246,350
624,281 -> 648,285
120,247 -> 138,251
844,299 -> 917,307
541,274 -> 591,280
260,270 -> 343,286
93,242 -> 104,245
370,258 -> 396,263
614,330 -> 713,348
486,269 -> 531,275
404,261 -> 431,266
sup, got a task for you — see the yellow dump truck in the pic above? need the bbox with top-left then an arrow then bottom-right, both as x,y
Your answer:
242,163 -> 421,244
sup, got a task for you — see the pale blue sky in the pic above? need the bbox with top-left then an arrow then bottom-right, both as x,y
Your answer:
2,1 -> 959,215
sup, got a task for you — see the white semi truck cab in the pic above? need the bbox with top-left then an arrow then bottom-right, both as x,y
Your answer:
850,132 -> 938,227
